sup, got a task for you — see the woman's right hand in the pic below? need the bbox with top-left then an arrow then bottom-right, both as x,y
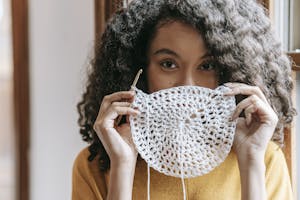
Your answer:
93,90 -> 140,167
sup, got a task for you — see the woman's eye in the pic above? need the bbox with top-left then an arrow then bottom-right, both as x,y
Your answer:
199,63 -> 215,71
160,60 -> 177,69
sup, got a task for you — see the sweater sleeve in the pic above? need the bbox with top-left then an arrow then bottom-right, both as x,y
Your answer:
265,142 -> 293,200
72,147 -> 107,200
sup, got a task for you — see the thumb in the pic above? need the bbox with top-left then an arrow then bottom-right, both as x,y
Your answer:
233,117 -> 248,150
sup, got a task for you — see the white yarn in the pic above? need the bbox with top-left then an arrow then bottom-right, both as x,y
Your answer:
129,85 -> 236,199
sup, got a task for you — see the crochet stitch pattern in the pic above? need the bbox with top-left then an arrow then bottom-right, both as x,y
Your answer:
130,85 -> 237,178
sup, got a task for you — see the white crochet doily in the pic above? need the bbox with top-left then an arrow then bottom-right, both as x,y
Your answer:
129,85 -> 236,178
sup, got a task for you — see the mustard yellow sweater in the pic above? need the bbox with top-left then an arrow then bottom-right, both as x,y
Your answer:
72,142 -> 293,200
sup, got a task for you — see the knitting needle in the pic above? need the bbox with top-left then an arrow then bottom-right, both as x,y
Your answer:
115,69 -> 143,126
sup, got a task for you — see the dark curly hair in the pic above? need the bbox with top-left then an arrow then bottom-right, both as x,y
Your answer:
77,0 -> 296,172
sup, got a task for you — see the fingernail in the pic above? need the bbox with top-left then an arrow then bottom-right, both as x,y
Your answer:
224,83 -> 232,86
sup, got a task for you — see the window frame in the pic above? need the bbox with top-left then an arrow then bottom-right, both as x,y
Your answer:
11,0 -> 30,200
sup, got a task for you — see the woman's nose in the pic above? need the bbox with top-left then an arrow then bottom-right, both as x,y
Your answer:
176,71 -> 196,86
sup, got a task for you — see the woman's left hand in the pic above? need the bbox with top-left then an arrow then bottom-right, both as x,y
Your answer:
224,82 -> 278,162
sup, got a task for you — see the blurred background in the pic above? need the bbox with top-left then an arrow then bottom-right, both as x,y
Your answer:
0,0 -> 299,200
0,0 -> 93,199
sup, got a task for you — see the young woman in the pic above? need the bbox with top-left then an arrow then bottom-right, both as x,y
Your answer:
72,1 -> 296,199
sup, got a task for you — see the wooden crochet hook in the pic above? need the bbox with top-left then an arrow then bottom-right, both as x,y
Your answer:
115,69 -> 143,126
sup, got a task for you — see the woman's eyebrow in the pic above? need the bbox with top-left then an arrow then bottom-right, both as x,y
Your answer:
200,52 -> 212,59
153,48 -> 211,60
153,48 -> 180,58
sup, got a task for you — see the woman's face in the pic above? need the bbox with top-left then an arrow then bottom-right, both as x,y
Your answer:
147,21 -> 218,93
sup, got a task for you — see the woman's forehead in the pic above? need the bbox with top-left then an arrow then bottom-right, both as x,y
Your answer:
148,21 -> 208,57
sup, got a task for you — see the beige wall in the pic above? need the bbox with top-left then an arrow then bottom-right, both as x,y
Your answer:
291,0 -> 300,49
0,79 -> 15,200
29,0 -> 94,199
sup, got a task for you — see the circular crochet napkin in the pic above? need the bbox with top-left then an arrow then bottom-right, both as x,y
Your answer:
129,85 -> 236,178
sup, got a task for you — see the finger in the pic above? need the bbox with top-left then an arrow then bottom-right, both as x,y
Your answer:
104,90 -> 135,102
232,95 -> 261,120
113,102 -> 134,125
111,102 -> 132,107
233,118 -> 249,150
244,104 -> 256,126
106,106 -> 140,121
100,91 -> 135,113
94,106 -> 140,134
224,83 -> 268,104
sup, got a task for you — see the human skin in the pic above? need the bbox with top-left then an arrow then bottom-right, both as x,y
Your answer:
93,21 -> 278,200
